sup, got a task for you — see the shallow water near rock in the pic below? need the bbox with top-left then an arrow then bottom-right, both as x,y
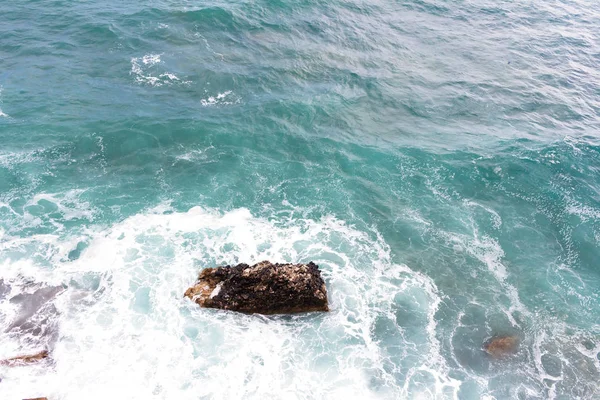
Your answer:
1,1 -> 600,399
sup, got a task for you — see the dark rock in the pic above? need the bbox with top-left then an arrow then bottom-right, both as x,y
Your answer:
7,285 -> 65,333
23,398 -> 48,400
185,261 -> 329,315
484,335 -> 519,358
0,350 -> 49,366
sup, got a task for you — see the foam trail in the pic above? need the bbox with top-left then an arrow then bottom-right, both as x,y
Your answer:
200,90 -> 238,106
130,54 -> 189,86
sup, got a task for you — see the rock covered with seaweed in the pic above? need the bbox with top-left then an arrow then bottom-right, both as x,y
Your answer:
184,261 -> 329,315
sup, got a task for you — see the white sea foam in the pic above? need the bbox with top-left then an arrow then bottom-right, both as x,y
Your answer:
174,145 -> 215,164
200,90 -> 240,106
565,198 -> 600,222
25,190 -> 96,223
0,205 -> 459,399
458,228 -> 531,328
0,190 -> 96,237
130,54 -> 189,87
467,231 -> 507,282
563,135 -> 584,154
463,200 -> 502,229
0,86 -> 7,118
0,148 -> 47,169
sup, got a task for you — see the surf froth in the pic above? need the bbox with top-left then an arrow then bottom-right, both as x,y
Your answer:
0,205 -> 456,399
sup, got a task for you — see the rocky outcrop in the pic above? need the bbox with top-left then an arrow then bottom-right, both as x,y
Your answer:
484,335 -> 519,358
0,350 -> 49,366
185,261 -> 329,315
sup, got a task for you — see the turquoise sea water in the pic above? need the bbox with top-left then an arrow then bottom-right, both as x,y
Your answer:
1,0 -> 600,398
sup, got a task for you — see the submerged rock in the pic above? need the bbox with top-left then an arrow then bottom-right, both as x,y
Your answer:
0,349 -> 49,366
7,285 -> 65,333
484,335 -> 519,358
185,261 -> 329,315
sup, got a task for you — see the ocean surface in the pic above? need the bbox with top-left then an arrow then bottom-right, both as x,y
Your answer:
1,0 -> 600,399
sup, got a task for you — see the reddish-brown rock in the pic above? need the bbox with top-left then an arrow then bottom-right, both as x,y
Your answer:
0,350 -> 49,366
484,336 -> 519,358
185,261 -> 329,315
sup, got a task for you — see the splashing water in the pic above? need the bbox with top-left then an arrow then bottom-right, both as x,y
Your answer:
2,0 -> 600,399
